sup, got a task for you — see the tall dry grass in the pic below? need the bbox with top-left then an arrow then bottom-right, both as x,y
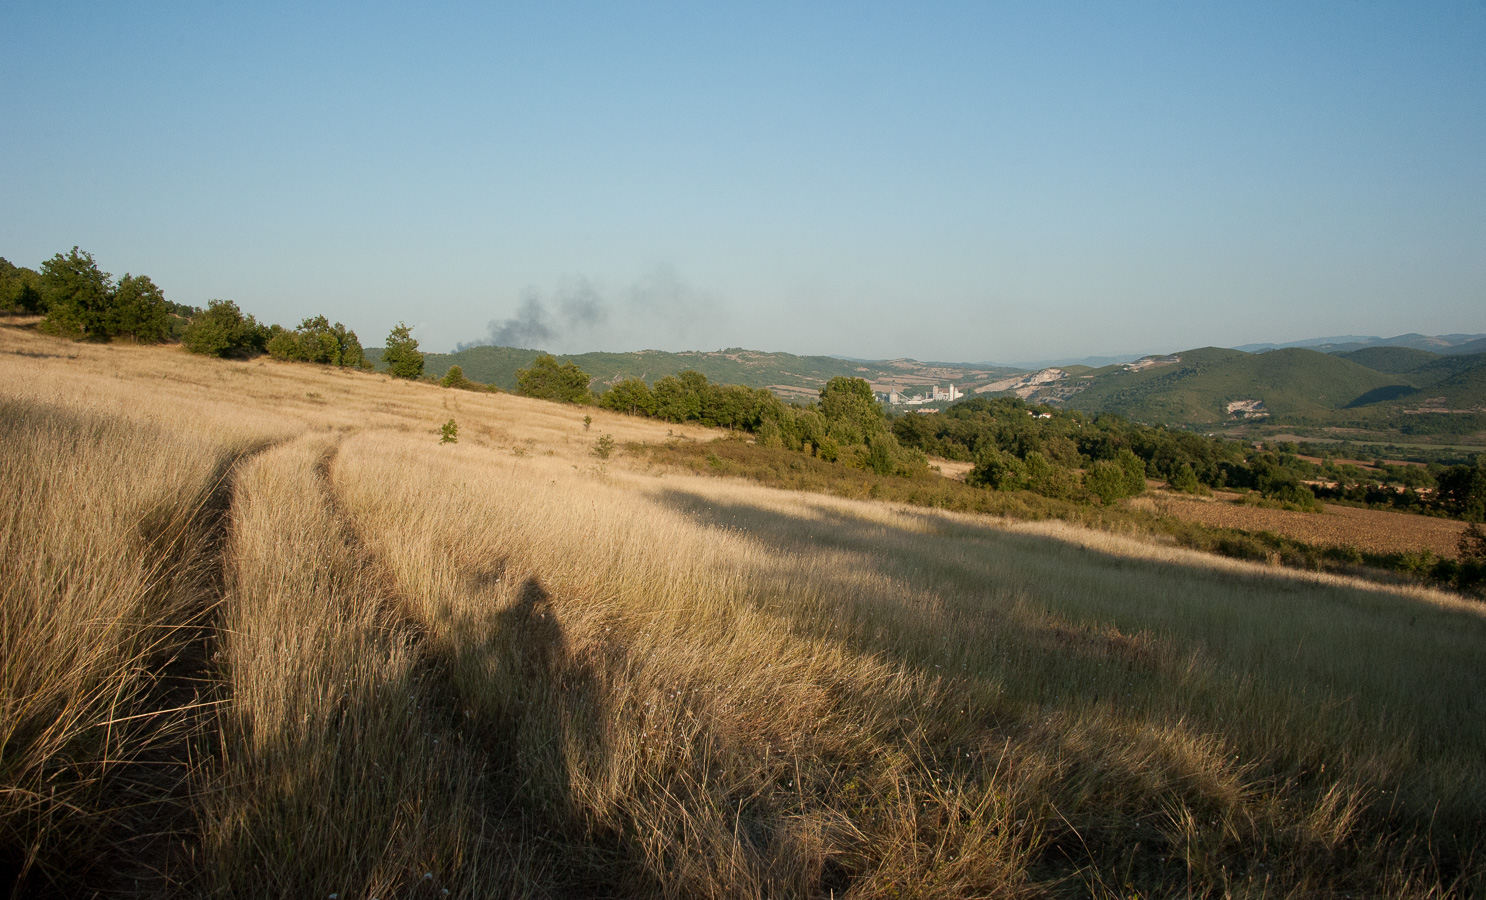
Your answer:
0,396 -> 239,890
2,323 -> 1483,896
330,430 -> 1486,896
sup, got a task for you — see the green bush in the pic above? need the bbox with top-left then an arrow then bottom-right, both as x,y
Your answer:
181,299 -> 267,358
516,354 -> 591,403
268,315 -> 367,367
441,365 -> 486,390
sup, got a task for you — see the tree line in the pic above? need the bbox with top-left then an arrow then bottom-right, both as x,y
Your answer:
2,247 -> 426,378
514,353 -> 926,476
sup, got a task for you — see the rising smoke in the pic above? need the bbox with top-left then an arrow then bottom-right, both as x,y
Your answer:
460,266 -> 723,352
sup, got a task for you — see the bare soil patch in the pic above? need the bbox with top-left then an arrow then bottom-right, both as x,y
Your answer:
927,456 -> 974,481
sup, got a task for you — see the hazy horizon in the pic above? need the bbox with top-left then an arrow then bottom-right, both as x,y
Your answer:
4,3 -> 1483,360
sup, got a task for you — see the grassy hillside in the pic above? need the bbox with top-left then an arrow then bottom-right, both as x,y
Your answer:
368,344 -> 1022,398
4,323 -> 1485,897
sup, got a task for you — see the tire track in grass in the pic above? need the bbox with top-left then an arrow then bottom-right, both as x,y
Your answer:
87,440 -> 281,898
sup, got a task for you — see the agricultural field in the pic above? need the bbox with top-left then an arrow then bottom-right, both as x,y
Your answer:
1141,492 -> 1471,559
3,322 -> 1486,898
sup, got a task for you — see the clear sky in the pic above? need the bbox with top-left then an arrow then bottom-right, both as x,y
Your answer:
3,2 -> 1483,364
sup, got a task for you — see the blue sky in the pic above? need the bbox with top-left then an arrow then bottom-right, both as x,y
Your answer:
3,2 -> 1483,363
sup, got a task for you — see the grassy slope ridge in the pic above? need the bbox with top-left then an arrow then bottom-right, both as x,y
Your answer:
368,344 -> 1022,394
5,324 -> 1486,896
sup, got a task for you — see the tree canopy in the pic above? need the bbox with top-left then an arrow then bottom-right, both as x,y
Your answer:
516,354 -> 592,403
36,247 -> 173,342
0,258 -> 44,313
269,316 -> 367,367
181,299 -> 268,358
383,322 -> 423,378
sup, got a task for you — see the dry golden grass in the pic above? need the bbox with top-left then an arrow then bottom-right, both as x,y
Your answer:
3,322 -> 1485,897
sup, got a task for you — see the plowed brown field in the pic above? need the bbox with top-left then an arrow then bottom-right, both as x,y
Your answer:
1142,493 -> 1469,558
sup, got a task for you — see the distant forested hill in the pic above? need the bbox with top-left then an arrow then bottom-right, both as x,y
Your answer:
1055,348 -> 1406,423
366,344 -> 1022,400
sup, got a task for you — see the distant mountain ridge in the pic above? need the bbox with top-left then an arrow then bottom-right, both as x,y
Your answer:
1233,333 -> 1486,355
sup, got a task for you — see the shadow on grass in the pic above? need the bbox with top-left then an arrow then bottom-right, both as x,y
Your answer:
651,485 -> 1486,883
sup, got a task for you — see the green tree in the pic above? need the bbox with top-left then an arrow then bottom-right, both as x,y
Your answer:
39,247 -> 114,338
0,258 -> 44,313
1168,462 -> 1205,494
599,377 -> 658,416
109,274 -> 173,342
267,315 -> 366,367
1083,450 -> 1146,505
383,322 -> 424,378
515,353 -> 590,402
441,364 -> 481,390
181,299 -> 266,358
1437,458 -> 1486,522
819,377 -> 887,442
969,447 -> 1027,490
35,248 -> 173,342
653,373 -> 703,422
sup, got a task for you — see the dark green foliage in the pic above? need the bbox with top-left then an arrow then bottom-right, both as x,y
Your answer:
268,315 -> 367,367
1168,463 -> 1205,494
1436,458 -> 1486,522
516,354 -> 591,403
35,248 -> 173,342
599,377 -> 657,416
107,274 -> 173,342
1082,449 -> 1146,505
440,365 -> 484,391
819,376 -> 887,441
0,258 -> 44,313
382,322 -> 423,378
37,247 -> 111,338
181,299 -> 267,358
440,419 -> 458,444
652,372 -> 704,421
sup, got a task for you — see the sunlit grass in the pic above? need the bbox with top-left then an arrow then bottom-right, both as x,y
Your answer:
2,323 -> 1483,896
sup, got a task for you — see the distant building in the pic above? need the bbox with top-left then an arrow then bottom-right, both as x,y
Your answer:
889,384 -> 960,406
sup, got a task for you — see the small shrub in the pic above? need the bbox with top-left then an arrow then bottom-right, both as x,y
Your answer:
583,415 -> 592,430
441,365 -> 482,390
440,419 -> 458,444
593,434 -> 615,458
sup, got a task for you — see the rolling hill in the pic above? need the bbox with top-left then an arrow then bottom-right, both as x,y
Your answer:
365,333 -> 1486,437
368,344 -> 1022,402
1004,347 -> 1486,433
1049,347 -> 1407,423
